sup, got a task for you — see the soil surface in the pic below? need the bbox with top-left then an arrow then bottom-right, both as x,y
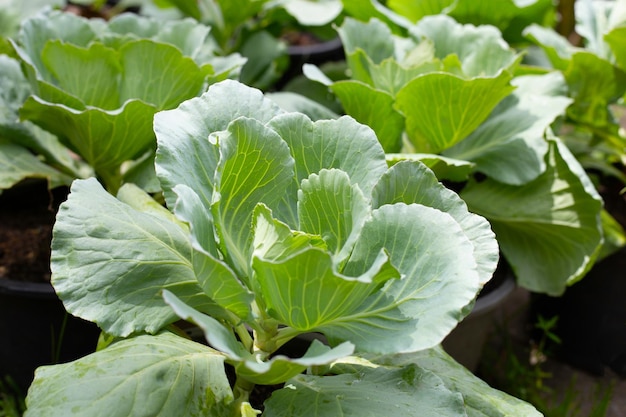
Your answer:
0,182 -> 67,283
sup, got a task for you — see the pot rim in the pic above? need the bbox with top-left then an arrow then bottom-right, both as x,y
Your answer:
0,278 -> 56,299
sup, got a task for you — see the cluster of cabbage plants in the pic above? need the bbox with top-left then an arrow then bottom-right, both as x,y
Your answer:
1,9 -> 243,194
303,10 -> 612,296
23,80 -> 542,416
2,0 -> 625,415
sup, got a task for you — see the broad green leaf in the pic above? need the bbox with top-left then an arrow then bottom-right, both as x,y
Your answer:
523,24 -> 574,70
158,0 -> 202,20
14,10 -> 100,85
299,169 -> 370,260
264,361 -> 467,417
283,0 -> 343,26
20,96 -> 156,190
0,139 -> 72,191
0,0 -> 64,37
51,178 -> 208,336
118,40 -> 208,110
409,14 -> 520,77
337,18 -> 396,85
386,153 -> 474,182
605,26 -> 626,71
254,243 -> 399,332
387,0 -> 456,22
41,41 -> 121,110
396,71 -> 515,153
165,291 -> 355,385
341,0 -> 412,35
445,72 -> 573,185
164,290 -> 250,358
338,17 -> 395,63
461,139 -> 603,295
213,117 -> 294,278
374,346 -> 543,417
173,185 -> 252,319
154,79 -> 284,210
268,113 -> 388,200
193,246 -> 253,320
0,55 -> 82,180
370,58 -> 441,96
574,0 -> 626,59
564,51 -> 626,129
322,203 -> 480,353
107,14 -> 213,62
372,161 -> 498,286
329,81 -> 405,152
25,332 -> 234,417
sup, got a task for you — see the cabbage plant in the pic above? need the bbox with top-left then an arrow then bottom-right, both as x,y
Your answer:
24,80 -> 540,416
6,9 -> 244,193
304,15 -> 604,296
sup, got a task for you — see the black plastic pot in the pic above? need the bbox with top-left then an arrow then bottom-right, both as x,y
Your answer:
531,246 -> 626,377
443,270 -> 517,372
0,280 -> 100,391
0,181 -> 100,391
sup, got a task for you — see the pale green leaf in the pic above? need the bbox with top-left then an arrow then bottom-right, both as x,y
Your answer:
337,18 -> 396,85
264,361 -> 467,417
0,139 -> 72,191
396,71 -> 515,153
564,51 -> 626,129
322,203 -> 480,353
51,178 -> 208,337
268,113 -> 388,201
164,290 -> 250,358
299,169 -> 370,260
338,17 -> 395,64
41,41 -> 121,110
0,0 -> 64,37
118,40 -> 208,110
341,0 -> 412,35
254,244 -> 399,332
0,55 -> 81,176
386,153 -> 474,182
213,117 -> 294,278
20,96 -> 156,189
25,332 -> 234,417
170,184 -> 253,319
445,72 -> 573,185
154,79 -> 284,209
107,14 -> 215,62
374,346 -> 543,417
14,10 -> 100,85
372,161 -> 498,286
283,0 -> 343,26
523,24 -> 574,70
387,0 -> 456,22
409,14 -> 520,78
461,139 -> 603,295
329,81 -> 405,152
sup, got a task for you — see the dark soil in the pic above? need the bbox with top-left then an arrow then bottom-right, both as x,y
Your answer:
0,181 -> 67,283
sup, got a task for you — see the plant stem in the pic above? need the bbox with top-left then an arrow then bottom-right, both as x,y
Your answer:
231,376 -> 256,416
